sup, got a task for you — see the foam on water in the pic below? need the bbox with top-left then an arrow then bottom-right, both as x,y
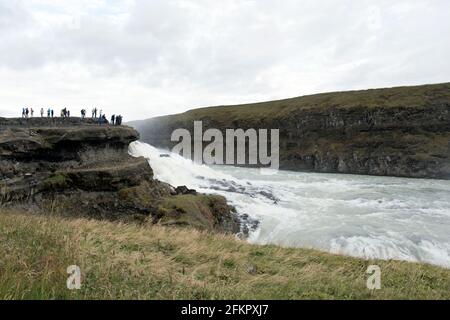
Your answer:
129,141 -> 450,268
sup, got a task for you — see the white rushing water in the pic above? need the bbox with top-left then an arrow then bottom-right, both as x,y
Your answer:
129,141 -> 450,268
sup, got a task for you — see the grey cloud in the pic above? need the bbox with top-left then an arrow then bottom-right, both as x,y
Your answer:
0,0 -> 449,121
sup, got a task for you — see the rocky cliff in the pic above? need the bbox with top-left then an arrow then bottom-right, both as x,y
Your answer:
130,83 -> 450,179
0,117 -> 239,233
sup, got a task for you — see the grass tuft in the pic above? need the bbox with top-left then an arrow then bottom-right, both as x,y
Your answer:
0,210 -> 449,300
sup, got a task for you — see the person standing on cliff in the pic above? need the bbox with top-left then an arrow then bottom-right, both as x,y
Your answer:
111,114 -> 115,125
98,114 -> 107,125
30,108 -> 34,117
40,108 -> 44,117
51,109 -> 54,118
25,108 -> 29,118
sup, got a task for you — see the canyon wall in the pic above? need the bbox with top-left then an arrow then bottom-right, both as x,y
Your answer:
130,83 -> 450,179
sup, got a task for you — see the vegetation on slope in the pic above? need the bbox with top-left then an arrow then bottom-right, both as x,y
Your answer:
0,210 -> 449,300
149,82 -> 450,123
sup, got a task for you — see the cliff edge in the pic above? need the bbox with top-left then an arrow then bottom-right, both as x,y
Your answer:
130,83 -> 450,179
0,117 -> 239,233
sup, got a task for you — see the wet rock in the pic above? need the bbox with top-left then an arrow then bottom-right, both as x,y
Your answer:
175,185 -> 197,195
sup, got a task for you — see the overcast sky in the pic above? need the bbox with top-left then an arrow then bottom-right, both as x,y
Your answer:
1,0 -> 449,121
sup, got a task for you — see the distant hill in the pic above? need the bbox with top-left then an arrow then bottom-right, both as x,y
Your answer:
130,83 -> 450,179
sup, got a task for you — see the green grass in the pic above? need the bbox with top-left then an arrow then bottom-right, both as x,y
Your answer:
0,210 -> 449,300
157,194 -> 227,230
42,174 -> 73,191
148,82 -> 450,124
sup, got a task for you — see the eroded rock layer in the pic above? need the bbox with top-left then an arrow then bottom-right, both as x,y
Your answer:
0,118 -> 239,233
130,83 -> 450,179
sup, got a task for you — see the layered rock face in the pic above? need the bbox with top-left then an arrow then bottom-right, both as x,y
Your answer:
130,83 -> 450,179
0,118 -> 239,233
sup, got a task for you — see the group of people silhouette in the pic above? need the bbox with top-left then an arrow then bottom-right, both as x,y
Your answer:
20,107 -> 123,125
90,108 -> 123,125
22,107 -> 55,118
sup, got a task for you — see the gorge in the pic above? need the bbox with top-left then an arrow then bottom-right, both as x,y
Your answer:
129,83 -> 450,179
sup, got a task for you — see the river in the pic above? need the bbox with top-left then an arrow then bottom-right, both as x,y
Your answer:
129,141 -> 450,268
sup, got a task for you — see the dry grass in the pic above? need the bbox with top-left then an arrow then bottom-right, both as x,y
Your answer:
0,210 -> 449,300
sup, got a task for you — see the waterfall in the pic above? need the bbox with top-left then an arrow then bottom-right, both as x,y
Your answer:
129,141 -> 450,268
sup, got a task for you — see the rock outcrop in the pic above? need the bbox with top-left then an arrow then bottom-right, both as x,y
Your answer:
0,117 -> 239,233
130,83 -> 450,179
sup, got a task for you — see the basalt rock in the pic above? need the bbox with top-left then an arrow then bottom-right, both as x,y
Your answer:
0,117 -> 239,233
175,186 -> 197,195
129,83 -> 450,179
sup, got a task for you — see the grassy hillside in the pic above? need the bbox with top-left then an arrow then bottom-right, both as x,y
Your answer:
1,210 -> 449,300
146,82 -> 450,123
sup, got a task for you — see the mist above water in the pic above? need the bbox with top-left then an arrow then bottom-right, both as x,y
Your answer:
130,141 -> 450,268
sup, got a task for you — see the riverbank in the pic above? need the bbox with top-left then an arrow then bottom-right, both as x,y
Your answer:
1,210 -> 449,299
129,82 -> 450,179
129,142 -> 450,269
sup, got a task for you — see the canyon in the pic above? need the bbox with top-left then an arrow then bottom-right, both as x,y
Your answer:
130,83 -> 450,179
